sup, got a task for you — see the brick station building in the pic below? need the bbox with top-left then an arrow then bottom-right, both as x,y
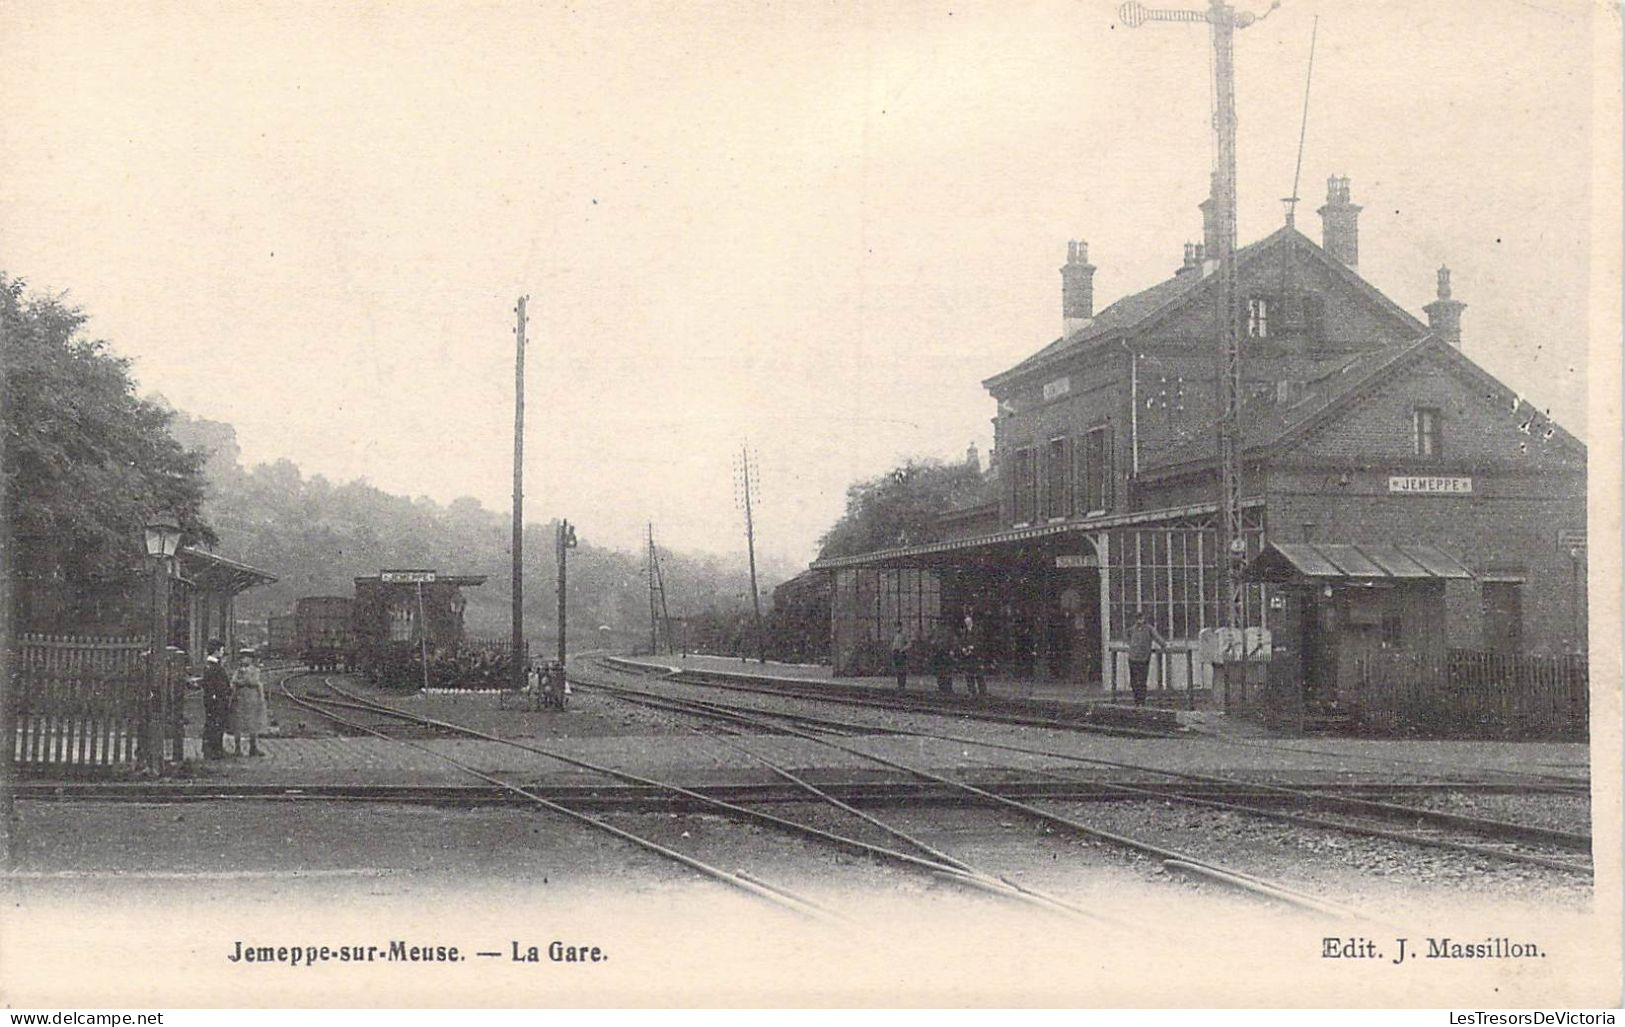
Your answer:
814,178 -> 1587,708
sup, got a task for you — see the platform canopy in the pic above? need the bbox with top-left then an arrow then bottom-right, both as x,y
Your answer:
1247,542 -> 1472,583
177,546 -> 277,594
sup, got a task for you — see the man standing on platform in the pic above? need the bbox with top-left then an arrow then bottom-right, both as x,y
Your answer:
890,621 -> 909,691
1126,611 -> 1167,708
200,639 -> 230,759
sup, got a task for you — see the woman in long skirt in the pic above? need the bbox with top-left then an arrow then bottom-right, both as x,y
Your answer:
226,649 -> 270,756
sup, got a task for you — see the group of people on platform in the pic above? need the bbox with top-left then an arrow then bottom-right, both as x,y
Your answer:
888,608 -> 1170,707
889,613 -> 991,698
199,640 -> 270,758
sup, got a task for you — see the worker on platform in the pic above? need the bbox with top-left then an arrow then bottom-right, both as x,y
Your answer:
200,639 -> 230,759
890,621 -> 910,691
1126,610 -> 1168,708
960,612 -> 988,698
930,622 -> 955,695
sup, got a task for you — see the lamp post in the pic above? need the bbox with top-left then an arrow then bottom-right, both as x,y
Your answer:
143,516 -> 183,774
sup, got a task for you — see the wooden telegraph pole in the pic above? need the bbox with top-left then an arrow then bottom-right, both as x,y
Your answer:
512,296 -> 529,694
556,519 -> 576,669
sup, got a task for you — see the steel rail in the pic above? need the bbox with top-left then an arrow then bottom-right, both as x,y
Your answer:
300,677 -> 1114,920
681,720 -> 1104,922
277,675 -> 842,924
947,751 -> 1591,876
599,658 -> 1585,790
17,780 -> 1568,807
575,672 -> 1372,920
1194,734 -> 1589,790
605,659 -> 1176,738
577,665 -> 1593,859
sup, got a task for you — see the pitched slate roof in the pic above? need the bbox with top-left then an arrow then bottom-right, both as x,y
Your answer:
983,224 -> 1426,391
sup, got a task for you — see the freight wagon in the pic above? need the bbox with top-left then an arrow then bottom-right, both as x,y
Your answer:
295,596 -> 354,671
266,613 -> 297,658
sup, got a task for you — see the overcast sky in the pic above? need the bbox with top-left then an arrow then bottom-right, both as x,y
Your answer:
1,0 -> 1607,566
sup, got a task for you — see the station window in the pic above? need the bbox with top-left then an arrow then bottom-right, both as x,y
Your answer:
1012,447 -> 1037,524
1078,427 -> 1112,514
1044,437 -> 1070,519
1246,297 -> 1270,338
1414,407 -> 1442,457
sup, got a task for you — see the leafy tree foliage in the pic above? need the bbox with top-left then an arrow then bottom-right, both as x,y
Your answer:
2,274 -> 214,584
816,458 -> 986,560
163,409 -> 777,644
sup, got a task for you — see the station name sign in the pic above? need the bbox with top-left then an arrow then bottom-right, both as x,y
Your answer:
1042,376 -> 1071,401
1388,476 -> 1472,495
381,570 -> 437,583
1054,554 -> 1098,569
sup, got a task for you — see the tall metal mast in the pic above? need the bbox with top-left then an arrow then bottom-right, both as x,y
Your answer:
647,524 -> 674,655
1119,0 -> 1272,677
647,524 -> 660,654
511,295 -> 529,693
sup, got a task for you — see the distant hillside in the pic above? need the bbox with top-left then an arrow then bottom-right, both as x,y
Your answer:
160,404 -> 786,642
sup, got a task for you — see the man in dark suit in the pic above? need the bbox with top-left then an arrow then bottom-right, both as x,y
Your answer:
200,639 -> 230,759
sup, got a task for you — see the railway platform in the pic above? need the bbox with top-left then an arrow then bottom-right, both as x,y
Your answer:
605,652 -> 1207,728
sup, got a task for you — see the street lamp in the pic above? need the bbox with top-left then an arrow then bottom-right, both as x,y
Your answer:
143,515 -> 183,773
144,516 -> 184,561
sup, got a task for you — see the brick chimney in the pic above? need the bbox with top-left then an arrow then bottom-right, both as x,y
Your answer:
1318,175 -> 1361,268
1199,173 -> 1220,268
1061,240 -> 1096,336
1175,242 -> 1205,277
1423,265 -> 1467,348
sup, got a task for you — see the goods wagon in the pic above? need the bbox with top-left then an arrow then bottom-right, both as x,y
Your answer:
295,596 -> 354,671
266,613 -> 297,658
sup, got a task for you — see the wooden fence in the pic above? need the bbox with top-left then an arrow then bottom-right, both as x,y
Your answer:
9,633 -> 152,767
1350,649 -> 1589,741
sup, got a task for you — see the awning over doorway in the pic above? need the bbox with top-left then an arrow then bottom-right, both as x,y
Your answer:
1247,542 -> 1472,582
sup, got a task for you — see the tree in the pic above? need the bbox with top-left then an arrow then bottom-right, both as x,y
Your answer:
2,274 -> 215,584
816,458 -> 986,560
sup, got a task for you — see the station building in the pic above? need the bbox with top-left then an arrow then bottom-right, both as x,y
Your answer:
814,178 -> 1587,706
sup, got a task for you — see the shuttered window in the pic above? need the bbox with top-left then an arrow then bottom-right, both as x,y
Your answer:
1012,447 -> 1037,524
1044,437 -> 1070,519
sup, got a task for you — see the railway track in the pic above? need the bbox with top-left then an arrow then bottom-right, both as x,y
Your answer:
575,660 -> 1593,879
599,656 -> 1181,738
14,778 -> 1569,808
599,657 -> 1589,793
550,669 -> 1392,919
278,673 -> 1141,926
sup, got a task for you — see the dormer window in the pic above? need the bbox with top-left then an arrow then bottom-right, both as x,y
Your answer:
1246,297 -> 1270,338
1414,407 -> 1442,457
